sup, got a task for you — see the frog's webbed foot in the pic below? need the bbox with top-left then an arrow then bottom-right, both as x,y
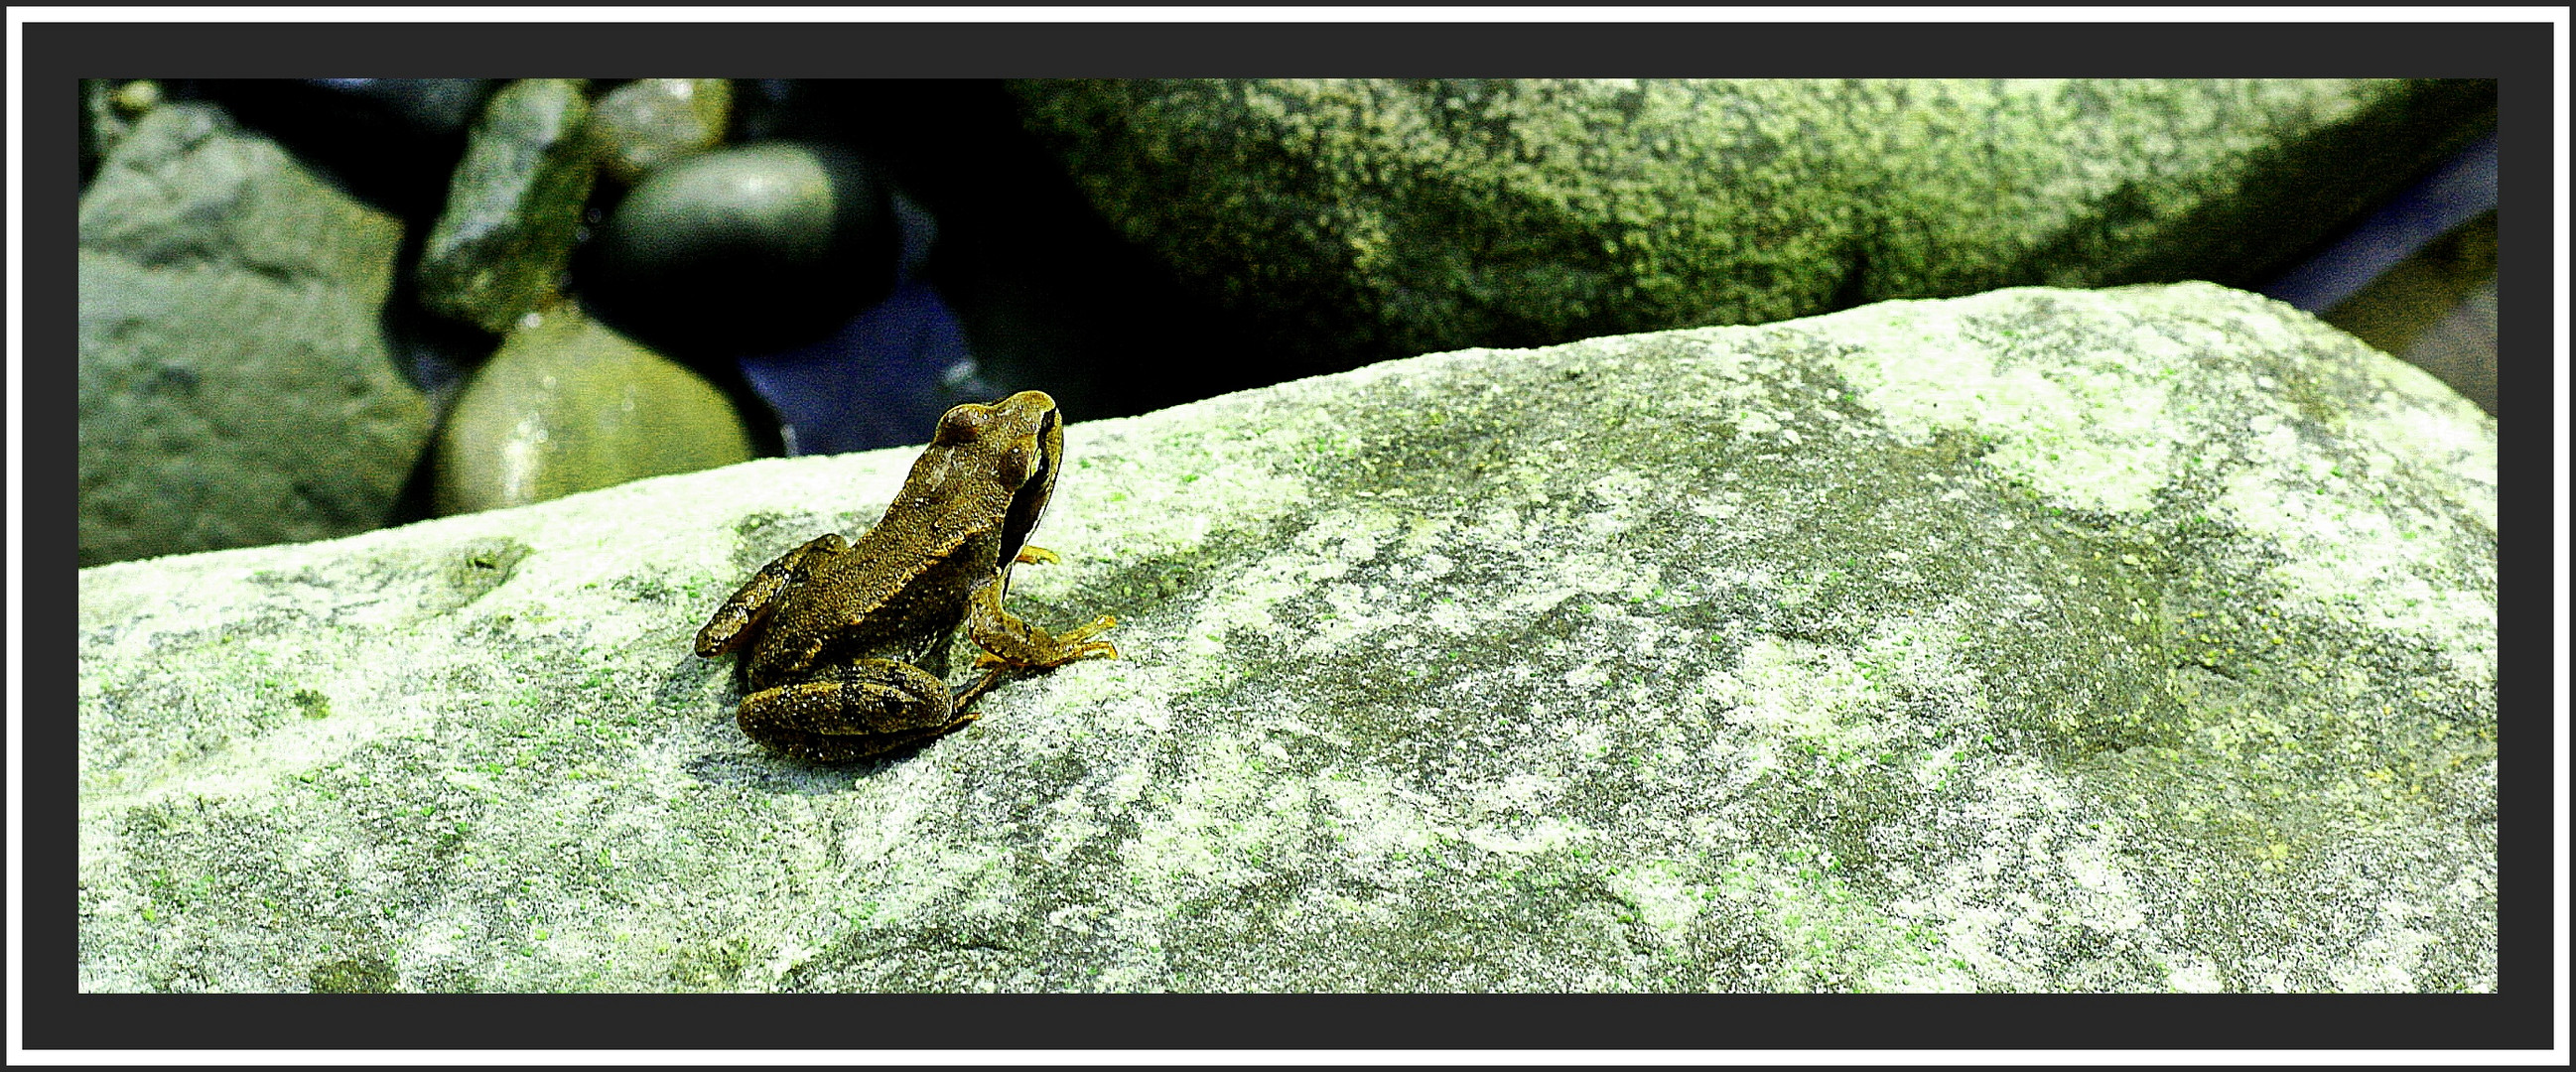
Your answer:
971,615 -> 1118,670
735,658 -> 971,763
1015,546 -> 1061,566
695,532 -> 850,657
965,580 -> 1120,670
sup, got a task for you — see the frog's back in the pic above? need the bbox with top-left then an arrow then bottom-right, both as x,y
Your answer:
750,530 -> 979,681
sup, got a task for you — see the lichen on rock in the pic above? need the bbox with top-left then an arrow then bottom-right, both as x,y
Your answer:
77,283 -> 2494,993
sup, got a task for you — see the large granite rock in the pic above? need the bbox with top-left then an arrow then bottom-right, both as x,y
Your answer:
78,101 -> 431,567
77,283 -> 2494,993
1013,78 -> 2496,375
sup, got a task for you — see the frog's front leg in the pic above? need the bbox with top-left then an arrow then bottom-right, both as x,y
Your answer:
964,576 -> 1119,670
695,533 -> 850,657
736,658 -> 975,763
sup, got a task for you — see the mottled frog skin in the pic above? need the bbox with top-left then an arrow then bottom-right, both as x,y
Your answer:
695,391 -> 1118,762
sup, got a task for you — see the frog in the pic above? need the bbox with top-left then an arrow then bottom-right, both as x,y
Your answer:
694,390 -> 1119,762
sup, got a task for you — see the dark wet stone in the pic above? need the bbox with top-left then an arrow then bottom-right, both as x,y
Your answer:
182,79 -> 494,217
581,141 -> 898,361
2319,212 -> 2497,417
727,78 -> 838,144
729,186 -> 975,457
433,303 -> 754,515
2390,277 -> 2497,418
418,78 -> 601,335
304,78 -> 495,135
78,102 -> 429,567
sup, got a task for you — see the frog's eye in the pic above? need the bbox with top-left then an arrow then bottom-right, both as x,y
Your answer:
1000,442 -> 1039,487
934,406 -> 987,444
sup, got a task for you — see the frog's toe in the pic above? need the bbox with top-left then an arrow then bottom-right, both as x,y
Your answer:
974,635 -> 1115,670
1057,638 -> 1118,663
1059,614 -> 1118,644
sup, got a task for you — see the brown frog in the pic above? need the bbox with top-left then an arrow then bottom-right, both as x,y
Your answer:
694,391 -> 1119,762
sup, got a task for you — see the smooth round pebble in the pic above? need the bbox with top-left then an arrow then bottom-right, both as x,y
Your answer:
434,303 -> 755,515
582,141 -> 897,360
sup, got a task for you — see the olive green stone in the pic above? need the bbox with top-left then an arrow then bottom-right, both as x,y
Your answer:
1012,78 -> 2496,374
418,78 -> 599,334
434,305 -> 754,515
590,77 -> 734,184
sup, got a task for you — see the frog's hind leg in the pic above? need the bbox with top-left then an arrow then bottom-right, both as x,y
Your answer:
963,580 -> 1119,670
735,658 -> 969,763
752,711 -> 980,764
949,666 -> 1016,713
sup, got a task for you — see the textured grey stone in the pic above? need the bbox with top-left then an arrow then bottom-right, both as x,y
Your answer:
78,101 -> 429,568
80,79 -> 145,187
77,283 -> 2493,993
1013,78 -> 2496,375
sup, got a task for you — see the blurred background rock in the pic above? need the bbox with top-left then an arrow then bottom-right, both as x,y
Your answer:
2253,131 -> 2497,417
76,77 -> 2500,568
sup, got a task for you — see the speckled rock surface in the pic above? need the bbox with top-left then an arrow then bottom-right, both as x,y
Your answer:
78,101 -> 431,568
1013,78 -> 2496,375
77,283 -> 2494,993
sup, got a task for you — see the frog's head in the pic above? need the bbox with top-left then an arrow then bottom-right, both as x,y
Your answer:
928,390 -> 1063,569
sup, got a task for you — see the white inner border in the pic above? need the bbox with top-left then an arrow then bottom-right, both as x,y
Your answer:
9,5 -> 2568,1068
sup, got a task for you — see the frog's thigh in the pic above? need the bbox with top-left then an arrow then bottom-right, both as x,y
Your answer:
738,658 -> 954,738
965,580 -> 1119,668
746,709 -> 979,763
